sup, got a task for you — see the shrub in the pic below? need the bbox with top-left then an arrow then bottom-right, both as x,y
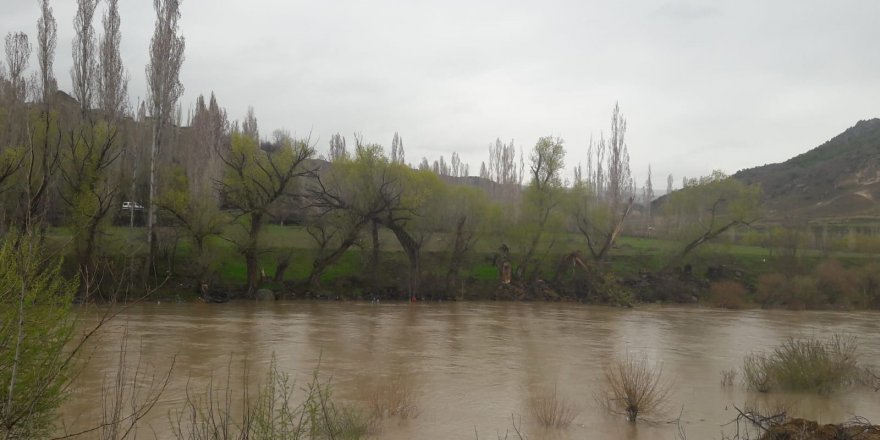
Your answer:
601,353 -> 671,422
756,273 -> 788,307
814,259 -> 859,307
0,233 -> 78,439
856,263 -> 880,309
788,275 -> 821,310
709,280 -> 748,309
172,357 -> 372,440
742,335 -> 861,394
529,386 -> 578,428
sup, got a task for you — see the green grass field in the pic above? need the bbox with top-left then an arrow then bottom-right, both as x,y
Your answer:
44,224 -> 880,300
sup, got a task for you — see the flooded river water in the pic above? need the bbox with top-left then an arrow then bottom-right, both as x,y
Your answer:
61,302 -> 880,439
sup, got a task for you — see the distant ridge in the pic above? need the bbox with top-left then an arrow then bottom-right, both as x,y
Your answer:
734,119 -> 880,221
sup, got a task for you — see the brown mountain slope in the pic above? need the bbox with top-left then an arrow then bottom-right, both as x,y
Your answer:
734,119 -> 880,221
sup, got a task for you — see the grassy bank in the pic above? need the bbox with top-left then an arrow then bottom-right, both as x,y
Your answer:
44,224 -> 880,307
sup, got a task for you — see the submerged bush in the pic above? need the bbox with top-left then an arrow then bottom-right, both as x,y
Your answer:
529,386 -> 579,428
172,357 -> 372,440
742,335 -> 861,394
601,353 -> 671,422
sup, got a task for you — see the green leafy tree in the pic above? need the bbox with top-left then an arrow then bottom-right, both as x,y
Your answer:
663,170 -> 762,260
438,184 -> 492,292
60,120 -> 123,294
157,165 -> 223,289
515,136 -> 566,281
304,147 -> 394,288
218,130 -> 313,293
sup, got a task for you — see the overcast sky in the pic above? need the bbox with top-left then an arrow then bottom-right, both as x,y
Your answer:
3,0 -> 879,189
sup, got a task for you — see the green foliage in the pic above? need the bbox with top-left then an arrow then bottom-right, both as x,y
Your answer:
662,170 -> 762,258
742,335 -> 862,394
221,131 -> 313,214
0,233 -> 77,438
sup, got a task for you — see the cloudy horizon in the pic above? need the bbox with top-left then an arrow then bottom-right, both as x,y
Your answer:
2,0 -> 878,190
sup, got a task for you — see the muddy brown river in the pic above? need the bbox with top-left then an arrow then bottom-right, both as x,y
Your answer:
60,302 -> 880,439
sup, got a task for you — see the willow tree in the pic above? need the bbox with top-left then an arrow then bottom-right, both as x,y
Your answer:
440,184 -> 492,292
145,0 -> 185,274
304,143 -> 395,288
218,130 -> 313,293
663,171 -> 762,260
374,165 -> 445,299
516,136 -> 566,280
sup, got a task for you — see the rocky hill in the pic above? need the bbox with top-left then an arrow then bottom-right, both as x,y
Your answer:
734,119 -> 880,221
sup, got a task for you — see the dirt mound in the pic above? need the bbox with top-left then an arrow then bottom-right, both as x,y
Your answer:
762,418 -> 880,440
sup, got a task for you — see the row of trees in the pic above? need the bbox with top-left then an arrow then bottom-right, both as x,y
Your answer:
0,1 -> 762,301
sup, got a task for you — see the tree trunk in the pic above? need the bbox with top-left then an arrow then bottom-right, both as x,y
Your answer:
307,230 -> 360,288
386,223 -> 421,300
369,220 -> 380,289
245,212 -> 263,293
445,216 -> 468,293
274,251 -> 292,283
145,122 -> 160,281
593,197 -> 634,261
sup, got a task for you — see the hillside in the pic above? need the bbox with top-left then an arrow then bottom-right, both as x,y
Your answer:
734,119 -> 880,221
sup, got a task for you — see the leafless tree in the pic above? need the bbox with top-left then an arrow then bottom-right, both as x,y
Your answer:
36,0 -> 58,103
242,105 -> 258,142
328,132 -> 347,162
186,93 -> 227,201
486,138 -> 522,201
99,0 -> 129,120
71,0 -> 99,113
606,103 -> 633,207
390,131 -> 404,164
644,164 -> 654,225
4,33 -> 62,231
145,0 -> 185,275
450,152 -> 461,177
4,32 -> 30,110
578,102 -> 635,261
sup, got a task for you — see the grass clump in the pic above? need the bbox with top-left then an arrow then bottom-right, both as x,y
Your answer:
721,369 -> 737,388
528,386 -> 578,428
172,357 -> 372,440
601,353 -> 671,422
742,334 -> 861,394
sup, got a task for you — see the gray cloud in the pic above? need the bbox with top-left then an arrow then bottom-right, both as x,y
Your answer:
654,2 -> 721,20
1,0 -> 878,188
